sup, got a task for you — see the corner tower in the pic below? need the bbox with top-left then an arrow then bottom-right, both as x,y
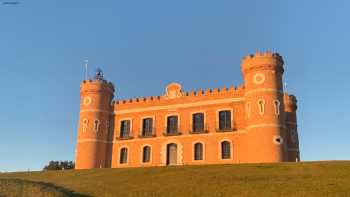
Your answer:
75,69 -> 115,169
241,51 -> 287,162
284,94 -> 300,161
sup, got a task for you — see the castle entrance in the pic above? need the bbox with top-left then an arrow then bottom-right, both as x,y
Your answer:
166,143 -> 177,165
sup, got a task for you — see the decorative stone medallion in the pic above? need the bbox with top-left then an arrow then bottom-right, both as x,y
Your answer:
253,73 -> 265,85
83,96 -> 92,106
165,83 -> 182,99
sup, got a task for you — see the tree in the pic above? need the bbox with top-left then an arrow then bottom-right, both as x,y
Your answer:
43,160 -> 75,170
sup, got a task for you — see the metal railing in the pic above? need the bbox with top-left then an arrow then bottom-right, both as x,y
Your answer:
116,131 -> 134,140
189,124 -> 209,134
163,126 -> 182,136
139,128 -> 157,138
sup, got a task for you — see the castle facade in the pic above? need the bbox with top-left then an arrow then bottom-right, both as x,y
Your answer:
75,51 -> 300,169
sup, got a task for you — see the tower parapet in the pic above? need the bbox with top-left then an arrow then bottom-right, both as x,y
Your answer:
284,94 -> 300,161
75,69 -> 115,169
241,51 -> 288,162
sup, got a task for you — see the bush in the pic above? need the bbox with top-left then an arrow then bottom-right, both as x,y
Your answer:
43,161 -> 75,171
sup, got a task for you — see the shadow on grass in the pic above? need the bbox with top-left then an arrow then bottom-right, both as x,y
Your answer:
0,178 -> 92,197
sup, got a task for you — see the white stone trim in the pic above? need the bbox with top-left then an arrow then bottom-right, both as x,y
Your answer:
245,88 -> 283,96
253,73 -> 265,85
80,109 -> 111,114
77,139 -> 111,143
246,124 -> 286,130
114,97 -> 244,115
246,102 -> 251,118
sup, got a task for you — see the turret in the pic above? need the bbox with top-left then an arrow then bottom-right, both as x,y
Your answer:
75,69 -> 115,169
241,51 -> 287,162
284,94 -> 300,162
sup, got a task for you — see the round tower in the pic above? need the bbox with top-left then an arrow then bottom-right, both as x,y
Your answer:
241,51 -> 287,162
75,69 -> 115,169
284,94 -> 300,162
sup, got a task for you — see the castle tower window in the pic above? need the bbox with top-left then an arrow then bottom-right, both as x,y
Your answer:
218,110 -> 232,131
194,143 -> 203,160
166,116 -> 178,134
120,120 -> 131,138
82,119 -> 88,133
246,102 -> 251,118
120,148 -> 128,164
273,99 -> 281,115
142,146 -> 151,163
221,141 -> 231,159
192,113 -> 204,133
94,119 -> 100,132
142,118 -> 153,137
258,99 -> 266,115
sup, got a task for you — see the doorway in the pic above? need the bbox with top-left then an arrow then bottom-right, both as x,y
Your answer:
166,143 -> 177,165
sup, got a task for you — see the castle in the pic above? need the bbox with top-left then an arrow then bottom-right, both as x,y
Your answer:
75,51 -> 300,169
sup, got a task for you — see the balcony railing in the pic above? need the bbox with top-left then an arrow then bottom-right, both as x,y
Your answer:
189,124 -> 209,134
116,132 -> 134,140
163,126 -> 182,136
216,126 -> 235,132
138,128 -> 157,138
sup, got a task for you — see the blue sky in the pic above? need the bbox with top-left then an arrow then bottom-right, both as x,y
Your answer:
0,0 -> 349,172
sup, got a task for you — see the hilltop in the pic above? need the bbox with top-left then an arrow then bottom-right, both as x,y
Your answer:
1,161 -> 350,197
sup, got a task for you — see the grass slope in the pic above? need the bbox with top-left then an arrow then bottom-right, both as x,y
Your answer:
1,161 -> 350,197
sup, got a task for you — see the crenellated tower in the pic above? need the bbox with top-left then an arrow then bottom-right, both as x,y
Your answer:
284,94 -> 300,162
241,51 -> 288,162
75,69 -> 115,169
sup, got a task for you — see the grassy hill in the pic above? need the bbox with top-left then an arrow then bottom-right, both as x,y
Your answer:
1,161 -> 350,197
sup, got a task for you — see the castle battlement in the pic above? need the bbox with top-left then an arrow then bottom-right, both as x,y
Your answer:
75,51 -> 300,170
113,84 -> 245,107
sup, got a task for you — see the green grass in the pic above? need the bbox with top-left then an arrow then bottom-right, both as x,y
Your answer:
1,161 -> 350,197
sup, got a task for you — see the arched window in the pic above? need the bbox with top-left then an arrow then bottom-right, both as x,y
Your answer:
273,99 -> 280,115
221,141 -> 231,159
94,119 -> 100,132
257,99 -> 265,115
142,146 -> 151,163
194,143 -> 203,160
82,119 -> 88,133
120,148 -> 128,164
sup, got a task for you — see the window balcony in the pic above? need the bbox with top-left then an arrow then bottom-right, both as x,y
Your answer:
116,132 -> 134,140
216,127 -> 235,133
138,128 -> 157,138
163,127 -> 182,136
189,124 -> 209,134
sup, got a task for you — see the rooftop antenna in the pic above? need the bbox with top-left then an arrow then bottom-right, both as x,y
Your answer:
84,59 -> 89,80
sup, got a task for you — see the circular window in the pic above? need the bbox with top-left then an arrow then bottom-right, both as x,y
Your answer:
273,136 -> 283,145
253,73 -> 265,85
83,96 -> 92,106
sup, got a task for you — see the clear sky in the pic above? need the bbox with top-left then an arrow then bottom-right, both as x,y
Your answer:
0,0 -> 349,172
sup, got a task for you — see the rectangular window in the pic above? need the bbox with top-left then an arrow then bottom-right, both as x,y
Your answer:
167,116 -> 178,134
120,120 -> 130,138
219,110 -> 232,130
192,113 -> 204,132
142,118 -> 153,136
